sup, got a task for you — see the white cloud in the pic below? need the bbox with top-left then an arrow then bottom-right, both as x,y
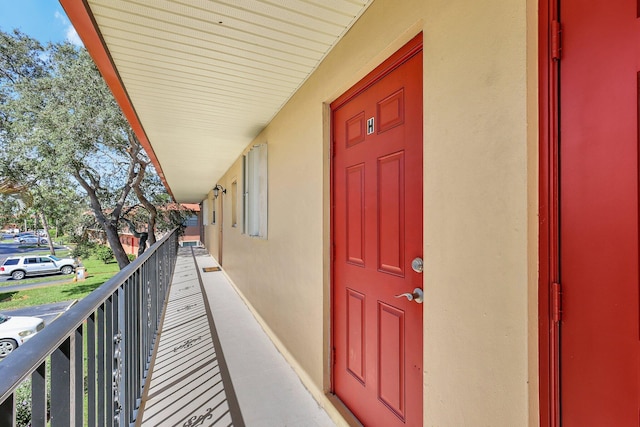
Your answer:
55,10 -> 83,46
66,26 -> 83,46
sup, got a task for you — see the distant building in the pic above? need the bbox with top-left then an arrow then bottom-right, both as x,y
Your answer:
178,203 -> 201,247
88,203 -> 202,256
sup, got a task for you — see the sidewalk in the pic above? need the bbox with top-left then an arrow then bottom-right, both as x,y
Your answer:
138,247 -> 336,426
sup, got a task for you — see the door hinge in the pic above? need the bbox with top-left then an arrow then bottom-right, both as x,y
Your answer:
552,20 -> 562,60
552,282 -> 562,322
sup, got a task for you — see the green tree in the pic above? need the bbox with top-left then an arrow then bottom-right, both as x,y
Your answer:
1,30 -> 168,268
1,31 -> 88,253
0,195 -> 20,226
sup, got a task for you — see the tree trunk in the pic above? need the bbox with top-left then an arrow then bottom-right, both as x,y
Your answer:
131,160 -> 157,246
134,188 -> 157,246
73,170 -> 131,269
147,216 -> 156,246
40,212 -> 55,255
34,214 -> 39,247
101,219 -> 129,269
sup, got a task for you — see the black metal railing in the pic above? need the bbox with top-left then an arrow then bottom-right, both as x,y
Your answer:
0,229 -> 178,427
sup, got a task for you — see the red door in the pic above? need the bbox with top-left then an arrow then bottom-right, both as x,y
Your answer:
332,36 -> 423,427
559,1 -> 640,424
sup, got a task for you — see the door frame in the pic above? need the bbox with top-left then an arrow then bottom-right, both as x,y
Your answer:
329,32 -> 423,421
539,0 -> 560,425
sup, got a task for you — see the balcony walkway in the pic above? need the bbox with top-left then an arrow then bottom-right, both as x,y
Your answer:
137,247 -> 336,427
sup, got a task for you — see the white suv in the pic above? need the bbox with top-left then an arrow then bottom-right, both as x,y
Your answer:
0,255 -> 77,280
0,313 -> 45,357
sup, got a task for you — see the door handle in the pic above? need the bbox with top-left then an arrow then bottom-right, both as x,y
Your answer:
411,257 -> 424,273
395,288 -> 424,304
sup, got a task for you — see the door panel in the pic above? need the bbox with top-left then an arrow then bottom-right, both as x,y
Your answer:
560,0 -> 640,424
332,39 -> 423,427
346,164 -> 366,266
378,151 -> 405,275
346,288 -> 366,382
378,301 -> 405,419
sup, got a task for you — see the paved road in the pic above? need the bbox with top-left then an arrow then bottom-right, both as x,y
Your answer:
0,241 -> 61,257
2,300 -> 76,326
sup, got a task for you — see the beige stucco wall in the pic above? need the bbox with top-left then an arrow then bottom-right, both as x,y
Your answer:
203,0 -> 537,425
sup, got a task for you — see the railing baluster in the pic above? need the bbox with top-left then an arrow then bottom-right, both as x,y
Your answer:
74,325 -> 83,426
106,296 -> 114,425
133,271 -> 141,407
50,338 -> 71,427
0,229 -> 178,426
31,362 -> 46,427
97,303 -> 106,425
0,392 -> 14,427
114,286 -> 124,426
141,269 -> 148,378
125,276 -> 133,424
87,312 -> 96,426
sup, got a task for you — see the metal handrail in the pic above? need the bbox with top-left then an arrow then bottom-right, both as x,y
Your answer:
0,229 -> 178,426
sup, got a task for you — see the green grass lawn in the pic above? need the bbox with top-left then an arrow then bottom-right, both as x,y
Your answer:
0,273 -> 73,288
0,257 -> 120,310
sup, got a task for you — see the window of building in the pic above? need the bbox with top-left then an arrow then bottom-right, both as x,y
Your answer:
184,215 -> 198,227
243,143 -> 268,238
202,199 -> 210,226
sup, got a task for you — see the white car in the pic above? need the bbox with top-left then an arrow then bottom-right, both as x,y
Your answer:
13,234 -> 35,241
0,313 -> 45,357
17,236 -> 48,244
0,255 -> 77,280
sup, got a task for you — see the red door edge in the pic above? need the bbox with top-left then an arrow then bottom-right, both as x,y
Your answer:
328,31 -> 423,394
539,0 -> 560,426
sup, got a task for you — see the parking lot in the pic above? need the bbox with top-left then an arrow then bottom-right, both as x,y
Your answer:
0,240 -> 77,357
0,240 -> 66,282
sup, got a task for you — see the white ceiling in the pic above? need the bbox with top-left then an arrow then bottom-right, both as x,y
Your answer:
83,0 -> 373,202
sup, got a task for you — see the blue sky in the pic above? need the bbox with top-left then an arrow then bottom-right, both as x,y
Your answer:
0,0 -> 82,45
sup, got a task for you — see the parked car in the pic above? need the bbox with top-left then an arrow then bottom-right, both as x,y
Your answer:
13,233 -> 37,242
0,255 -> 77,280
0,313 -> 45,357
17,236 -> 48,244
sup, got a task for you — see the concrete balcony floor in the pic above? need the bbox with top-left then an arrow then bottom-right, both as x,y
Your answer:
137,247 -> 335,427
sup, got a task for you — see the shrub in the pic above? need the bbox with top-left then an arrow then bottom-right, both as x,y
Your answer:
13,374 -> 51,426
127,253 -> 136,261
71,240 -> 96,259
15,379 -> 32,427
95,245 -> 114,264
